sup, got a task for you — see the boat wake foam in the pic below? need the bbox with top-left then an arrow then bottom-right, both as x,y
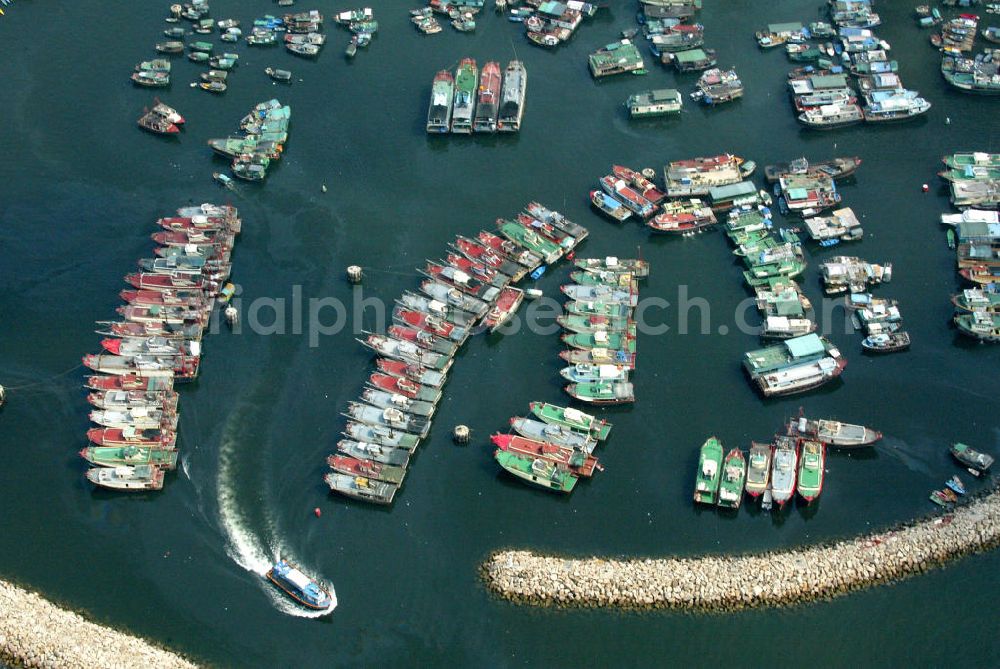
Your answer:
216,409 -> 337,617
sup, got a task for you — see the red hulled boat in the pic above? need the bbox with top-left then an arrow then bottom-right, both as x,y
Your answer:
491,433 -> 601,477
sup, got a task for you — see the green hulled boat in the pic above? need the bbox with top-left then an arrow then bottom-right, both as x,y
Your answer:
79,445 -> 178,470
564,380 -> 635,405
693,436 -> 724,505
943,152 -> 1000,170
529,401 -> 613,440
557,314 -> 636,334
954,311 -> 1000,342
796,440 -> 824,502
743,258 -> 807,286
561,330 -> 637,352
137,59 -> 171,73
568,270 -> 636,288
497,220 -> 563,264
494,449 -> 577,493
727,226 -> 771,246
564,300 -> 633,319
716,448 -> 747,509
188,41 -> 214,52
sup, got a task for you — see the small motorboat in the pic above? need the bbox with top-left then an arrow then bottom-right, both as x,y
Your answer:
213,172 -> 235,189
945,475 -> 966,495
266,560 -> 334,611
265,66 -> 292,82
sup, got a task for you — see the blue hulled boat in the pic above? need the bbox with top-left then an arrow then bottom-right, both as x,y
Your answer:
266,560 -> 334,610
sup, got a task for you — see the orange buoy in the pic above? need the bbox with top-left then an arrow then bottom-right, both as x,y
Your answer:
313,507 -> 322,517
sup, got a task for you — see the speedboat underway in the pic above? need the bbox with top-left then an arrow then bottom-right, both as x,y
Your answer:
266,560 -> 335,611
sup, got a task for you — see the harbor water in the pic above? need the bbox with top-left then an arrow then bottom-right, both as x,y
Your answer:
1,0 -> 999,665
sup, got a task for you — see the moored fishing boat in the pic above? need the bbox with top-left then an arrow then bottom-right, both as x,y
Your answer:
559,363 -> 630,383
422,263 -> 498,300
336,438 -> 410,467
611,165 -> 666,204
80,445 -> 178,470
445,253 -> 508,287
763,156 -> 862,183
492,434 -> 600,477
477,230 -> 543,270
744,441 -> 773,497
509,417 -> 598,453
786,413 -> 880,447
89,407 -> 177,431
392,306 -> 468,342
368,372 -> 441,404
770,436 -> 798,507
590,190 -> 632,222
557,313 -> 633,334
648,199 -> 717,234
266,560 -> 334,610
86,465 -> 165,491
359,334 -> 452,371
954,311 -> 1000,342
87,389 -> 178,412
326,454 -> 405,485
494,450 -> 577,493
324,472 -> 397,504
564,380 -> 635,404
360,387 -> 436,418
862,331 -> 912,353
343,402 -> 430,438
397,292 -> 478,327
453,236 -> 526,280
717,449 -> 747,510
560,347 -> 636,369
524,202 -> 588,240
560,283 -> 636,306
343,420 -> 420,452
497,220 -> 563,263
84,374 -> 174,392
420,280 -> 489,316
796,440 -> 824,502
693,437 -> 723,505
86,426 -> 176,449
599,175 -> 656,218
574,256 -> 649,278
528,402 -> 612,441
483,286 -> 524,333
951,288 -> 1000,313
561,329 -> 636,353
563,300 -> 633,319
386,324 -> 458,356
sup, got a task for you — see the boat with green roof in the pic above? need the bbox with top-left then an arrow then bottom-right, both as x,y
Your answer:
950,442 -> 994,472
716,448 -> 747,509
743,333 -> 846,397
954,311 -> 1000,342
79,445 -> 178,470
450,58 -> 478,134
561,330 -> 636,352
574,257 -> 649,277
568,270 -> 636,289
588,39 -> 646,78
944,152 -> 1000,169
497,220 -> 562,263
565,380 -> 635,405
558,313 -> 634,334
564,300 -> 633,319
693,437 -> 724,505
529,401 -> 613,440
796,440 -> 825,502
951,288 -> 1000,313
494,449 -> 577,493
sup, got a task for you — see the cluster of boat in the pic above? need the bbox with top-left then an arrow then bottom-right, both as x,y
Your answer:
324,203 -> 588,505
411,3 -> 479,33
426,59 -> 526,134
942,46 -> 1000,95
846,292 -> 911,353
937,154 -> 1000,342
694,412 -> 881,511
208,99 -> 290,182
81,203 -> 241,492
333,8 -> 378,58
511,0 -> 597,49
554,257 -> 648,404
137,99 -> 185,136
931,442 -> 995,506
933,14 -> 979,52
631,1 -> 714,73
146,3 -> 245,92
491,402 -> 611,494
756,5 -> 931,127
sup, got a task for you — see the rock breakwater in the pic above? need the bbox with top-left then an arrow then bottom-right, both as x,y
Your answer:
482,487 -> 1000,611
0,579 -> 197,669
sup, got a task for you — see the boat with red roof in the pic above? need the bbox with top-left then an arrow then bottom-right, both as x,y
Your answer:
648,198 -> 718,234
387,324 -> 459,356
84,373 -> 175,392
453,236 -> 527,280
375,357 -> 447,388
368,372 -> 442,403
95,321 -> 203,339
119,289 -> 209,308
87,426 -> 176,449
612,165 -> 666,204
116,304 -> 208,325
477,230 -> 543,269
473,61 -> 502,133
445,252 -> 509,287
151,229 -> 234,248
326,454 -> 406,485
125,272 -> 212,293
482,286 -> 525,333
392,306 -> 468,342
515,213 -> 578,250
422,262 -> 499,300
491,433 -> 602,477
525,202 -> 589,240
599,175 -> 656,218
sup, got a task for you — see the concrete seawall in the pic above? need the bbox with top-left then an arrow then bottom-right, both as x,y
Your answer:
0,580 -> 197,669
482,487 -> 1000,611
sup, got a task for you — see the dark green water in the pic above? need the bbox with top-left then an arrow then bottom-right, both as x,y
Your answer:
1,0 -> 999,666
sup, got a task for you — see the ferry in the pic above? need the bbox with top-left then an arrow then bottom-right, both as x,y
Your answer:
426,70 -> 454,133
450,58 -> 478,134
473,61 -> 502,133
266,560 -> 334,610
497,60 -> 526,132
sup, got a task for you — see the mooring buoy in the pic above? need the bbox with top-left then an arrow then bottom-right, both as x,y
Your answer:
453,425 -> 470,444
347,265 -> 363,284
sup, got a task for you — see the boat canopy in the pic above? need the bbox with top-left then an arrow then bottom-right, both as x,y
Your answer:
785,333 -> 825,358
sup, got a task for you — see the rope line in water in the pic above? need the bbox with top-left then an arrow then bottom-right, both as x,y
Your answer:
1,362 -> 85,391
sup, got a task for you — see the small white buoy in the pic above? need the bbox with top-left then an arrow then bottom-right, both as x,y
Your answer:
224,305 -> 238,327
347,265 -> 363,284
945,117 -> 951,125
453,425 -> 471,444
525,288 -> 543,299
0,385 -> 6,407
321,184 -> 328,193
640,168 -> 656,180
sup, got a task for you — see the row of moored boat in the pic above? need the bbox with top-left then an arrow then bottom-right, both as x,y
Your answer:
426,59 -> 526,134
81,203 -> 242,491
207,99 -> 290,182
324,203 -> 588,505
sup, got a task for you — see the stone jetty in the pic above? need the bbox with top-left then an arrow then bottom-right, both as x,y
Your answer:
482,487 -> 1000,611
0,579 -> 196,669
